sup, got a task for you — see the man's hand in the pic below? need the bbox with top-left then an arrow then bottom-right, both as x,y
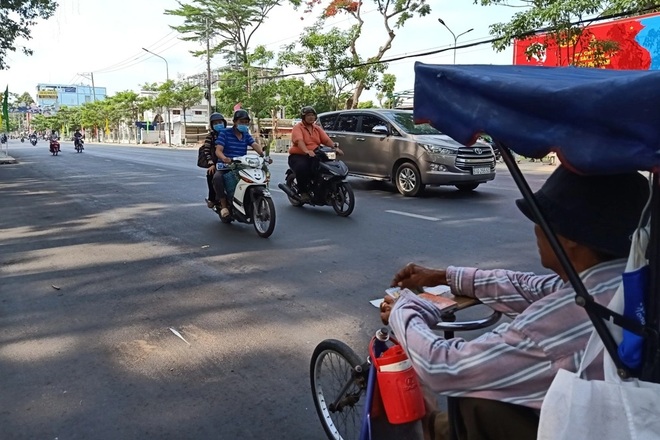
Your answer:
391,263 -> 447,290
220,156 -> 232,164
380,294 -> 397,325
306,150 -> 316,157
335,147 -> 344,156
207,164 -> 216,175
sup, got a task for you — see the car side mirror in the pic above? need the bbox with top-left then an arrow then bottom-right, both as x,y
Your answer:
372,125 -> 389,135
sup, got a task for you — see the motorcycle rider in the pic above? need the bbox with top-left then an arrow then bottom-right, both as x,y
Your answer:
73,129 -> 84,149
201,112 -> 228,208
288,106 -> 343,202
212,109 -> 269,218
0,133 -> 7,144
29,132 -> 37,144
49,130 -> 60,152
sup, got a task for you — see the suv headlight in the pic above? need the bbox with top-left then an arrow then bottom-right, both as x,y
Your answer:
420,143 -> 457,155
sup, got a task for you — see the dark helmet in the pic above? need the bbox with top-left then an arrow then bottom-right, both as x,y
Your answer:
233,109 -> 250,121
210,112 -> 227,125
301,106 -> 317,117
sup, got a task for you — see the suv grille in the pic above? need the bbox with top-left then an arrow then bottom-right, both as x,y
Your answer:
455,146 -> 495,172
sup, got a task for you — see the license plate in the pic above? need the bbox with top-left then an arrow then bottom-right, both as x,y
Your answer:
473,167 -> 491,175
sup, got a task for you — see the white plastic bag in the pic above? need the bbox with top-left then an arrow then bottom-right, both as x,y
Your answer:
538,225 -> 660,439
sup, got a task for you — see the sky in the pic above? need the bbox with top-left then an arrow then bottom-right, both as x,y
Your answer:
0,0 -> 517,104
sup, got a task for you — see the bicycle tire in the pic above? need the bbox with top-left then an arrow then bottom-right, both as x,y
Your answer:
310,339 -> 366,440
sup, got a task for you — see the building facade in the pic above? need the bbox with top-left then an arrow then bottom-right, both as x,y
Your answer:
36,83 -> 107,112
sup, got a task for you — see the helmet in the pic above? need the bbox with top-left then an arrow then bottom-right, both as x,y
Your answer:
233,109 -> 250,121
301,106 -> 317,117
210,112 -> 227,125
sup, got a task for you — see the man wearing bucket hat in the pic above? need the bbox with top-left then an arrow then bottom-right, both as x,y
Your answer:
380,165 -> 649,440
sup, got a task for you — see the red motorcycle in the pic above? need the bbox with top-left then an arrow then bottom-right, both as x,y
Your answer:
49,139 -> 60,156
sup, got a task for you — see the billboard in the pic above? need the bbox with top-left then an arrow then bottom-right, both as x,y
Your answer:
513,12 -> 660,69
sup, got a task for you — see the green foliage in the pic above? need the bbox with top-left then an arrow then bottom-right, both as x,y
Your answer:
357,100 -> 376,108
298,0 -> 430,107
279,25 -> 379,109
477,0 -> 659,66
165,0 -> 300,62
376,73 -> 397,108
0,0 -> 58,70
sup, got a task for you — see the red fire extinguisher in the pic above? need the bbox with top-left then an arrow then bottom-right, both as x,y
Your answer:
369,336 -> 426,425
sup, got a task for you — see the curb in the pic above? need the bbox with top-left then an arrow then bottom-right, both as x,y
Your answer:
0,155 -> 17,164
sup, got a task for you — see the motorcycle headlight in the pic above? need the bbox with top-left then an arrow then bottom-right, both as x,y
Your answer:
245,157 -> 260,168
326,151 -> 337,160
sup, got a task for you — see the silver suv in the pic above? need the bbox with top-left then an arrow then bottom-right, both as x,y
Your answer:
318,109 -> 496,196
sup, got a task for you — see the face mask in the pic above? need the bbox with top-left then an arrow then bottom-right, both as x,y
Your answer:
236,124 -> 249,133
213,124 -> 224,132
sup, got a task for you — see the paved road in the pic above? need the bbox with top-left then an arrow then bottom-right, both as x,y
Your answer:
0,140 -> 555,439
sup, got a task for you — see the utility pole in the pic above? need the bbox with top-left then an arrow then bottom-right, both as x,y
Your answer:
205,17 -> 213,126
142,48 -> 171,147
78,72 -> 97,103
90,72 -> 97,102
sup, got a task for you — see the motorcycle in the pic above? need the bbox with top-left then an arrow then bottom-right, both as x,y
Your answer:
20,137 -> 24,143
278,145 -> 355,217
49,139 -> 60,156
74,138 -> 84,153
30,137 -> 37,146
213,154 -> 276,238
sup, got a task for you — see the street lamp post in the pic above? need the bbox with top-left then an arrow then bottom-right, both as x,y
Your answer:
142,47 -> 172,147
437,19 -> 474,65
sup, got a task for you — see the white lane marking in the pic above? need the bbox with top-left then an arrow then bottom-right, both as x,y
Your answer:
104,159 -> 112,162
155,168 -> 166,172
386,210 -> 440,221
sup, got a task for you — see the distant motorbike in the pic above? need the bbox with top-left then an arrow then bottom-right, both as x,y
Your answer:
278,145 -> 355,217
74,138 -> 84,153
213,154 -> 276,238
20,137 -> 24,143
30,137 -> 37,146
49,139 -> 60,156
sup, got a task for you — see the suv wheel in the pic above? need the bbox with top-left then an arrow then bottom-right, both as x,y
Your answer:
456,183 -> 479,192
395,162 -> 424,197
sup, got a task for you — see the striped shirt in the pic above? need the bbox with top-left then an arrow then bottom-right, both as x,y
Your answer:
215,127 -> 255,169
389,259 -> 625,409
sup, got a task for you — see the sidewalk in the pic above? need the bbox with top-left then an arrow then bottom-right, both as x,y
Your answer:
0,152 -> 17,164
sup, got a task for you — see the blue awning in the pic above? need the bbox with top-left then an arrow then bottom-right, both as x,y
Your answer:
413,63 -> 660,174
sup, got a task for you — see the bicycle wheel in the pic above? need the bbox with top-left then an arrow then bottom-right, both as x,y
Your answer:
310,339 -> 366,440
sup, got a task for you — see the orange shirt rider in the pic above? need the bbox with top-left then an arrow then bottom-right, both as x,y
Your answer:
289,121 -> 343,156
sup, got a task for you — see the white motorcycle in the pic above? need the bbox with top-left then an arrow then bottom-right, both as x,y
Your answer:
215,154 -> 276,238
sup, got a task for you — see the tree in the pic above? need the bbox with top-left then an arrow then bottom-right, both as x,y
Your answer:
166,0 -> 301,62
279,26 -> 375,110
16,92 -> 35,106
376,73 -> 397,108
171,82 -> 204,143
0,0 -> 58,70
112,91 -> 144,143
303,0 -> 430,108
477,0 -> 659,67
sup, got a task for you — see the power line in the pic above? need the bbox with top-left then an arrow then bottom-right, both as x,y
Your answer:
92,30 -> 179,73
253,4 -> 660,81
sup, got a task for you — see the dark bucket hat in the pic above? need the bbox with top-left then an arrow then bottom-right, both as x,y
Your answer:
516,166 -> 649,258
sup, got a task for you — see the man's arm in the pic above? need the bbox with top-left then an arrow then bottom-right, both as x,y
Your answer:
318,127 -> 334,148
214,133 -> 230,164
447,267 -> 563,316
389,291 -> 556,408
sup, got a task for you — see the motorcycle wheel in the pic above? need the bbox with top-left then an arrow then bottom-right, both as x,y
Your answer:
285,173 -> 304,207
252,195 -> 276,238
331,182 -> 355,217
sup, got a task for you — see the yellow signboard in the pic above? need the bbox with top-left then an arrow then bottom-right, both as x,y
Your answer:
37,90 -> 58,99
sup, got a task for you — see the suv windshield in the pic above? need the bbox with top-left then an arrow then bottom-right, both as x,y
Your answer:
383,111 -> 442,135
